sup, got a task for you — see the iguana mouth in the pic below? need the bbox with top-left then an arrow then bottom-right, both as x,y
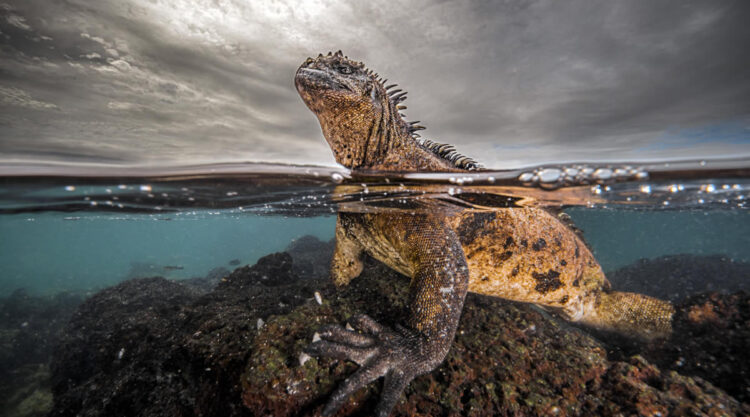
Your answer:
295,67 -> 351,93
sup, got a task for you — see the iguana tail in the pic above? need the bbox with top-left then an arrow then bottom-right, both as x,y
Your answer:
578,291 -> 675,340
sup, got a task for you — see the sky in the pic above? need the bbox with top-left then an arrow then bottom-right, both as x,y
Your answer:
0,0 -> 749,169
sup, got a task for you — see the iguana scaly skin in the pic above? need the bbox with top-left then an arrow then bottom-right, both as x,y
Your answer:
295,51 -> 674,417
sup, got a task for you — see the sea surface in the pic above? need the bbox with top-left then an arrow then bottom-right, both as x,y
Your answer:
1,158 -> 749,415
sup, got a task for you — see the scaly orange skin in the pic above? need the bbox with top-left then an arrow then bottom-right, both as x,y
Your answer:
296,51 -> 673,417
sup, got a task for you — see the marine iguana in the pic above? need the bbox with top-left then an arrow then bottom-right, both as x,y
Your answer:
295,51 -> 674,416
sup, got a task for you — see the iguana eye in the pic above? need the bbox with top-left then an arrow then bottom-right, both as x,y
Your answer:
337,65 -> 353,74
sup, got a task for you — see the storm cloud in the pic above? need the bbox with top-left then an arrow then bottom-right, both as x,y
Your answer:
0,0 -> 748,168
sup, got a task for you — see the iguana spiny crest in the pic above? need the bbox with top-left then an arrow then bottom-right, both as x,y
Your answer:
295,50 -> 480,171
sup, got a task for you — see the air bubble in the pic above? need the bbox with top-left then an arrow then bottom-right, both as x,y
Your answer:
538,168 -> 562,184
518,172 -> 536,183
592,168 -> 613,181
563,168 -> 579,178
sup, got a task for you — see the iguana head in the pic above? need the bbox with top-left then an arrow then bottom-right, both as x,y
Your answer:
295,51 -> 479,171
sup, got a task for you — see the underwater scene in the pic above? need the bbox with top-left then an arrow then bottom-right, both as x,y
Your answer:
2,1 -> 750,416
1,160 -> 748,416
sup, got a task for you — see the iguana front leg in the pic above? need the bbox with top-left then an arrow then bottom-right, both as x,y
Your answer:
307,215 -> 469,416
330,215 -> 365,287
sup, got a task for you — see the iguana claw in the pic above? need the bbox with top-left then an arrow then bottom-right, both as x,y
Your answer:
305,314 -> 432,417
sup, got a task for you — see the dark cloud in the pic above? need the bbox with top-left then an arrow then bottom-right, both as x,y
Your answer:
0,0 -> 748,168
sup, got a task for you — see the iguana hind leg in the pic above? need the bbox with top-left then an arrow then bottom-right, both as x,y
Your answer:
576,290 -> 675,340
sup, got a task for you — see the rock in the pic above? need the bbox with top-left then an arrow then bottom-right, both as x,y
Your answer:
286,235 -> 335,279
220,252 -> 298,288
49,277 -> 200,417
48,252 -> 750,416
183,266 -> 229,293
608,254 -> 750,302
642,291 -> 750,403
0,290 -> 82,417
49,255 -> 317,417
239,257 -> 749,416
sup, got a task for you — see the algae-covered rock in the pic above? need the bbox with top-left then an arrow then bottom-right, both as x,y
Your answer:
642,291 -> 750,404
239,257 -> 749,416
0,289 -> 82,417
608,254 -> 750,303
49,252 -> 323,417
48,251 -> 750,416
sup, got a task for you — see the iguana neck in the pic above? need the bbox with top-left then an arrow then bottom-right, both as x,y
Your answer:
320,109 -> 464,173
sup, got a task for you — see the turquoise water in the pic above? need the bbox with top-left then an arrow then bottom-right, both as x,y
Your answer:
1,161 -> 747,296
1,208 -> 747,296
0,212 -> 335,296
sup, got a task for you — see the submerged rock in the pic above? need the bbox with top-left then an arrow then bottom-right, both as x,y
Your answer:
0,289 -> 82,417
642,291 -> 750,404
286,234 -> 335,280
48,251 -> 750,416
240,258 -> 748,416
49,251 -> 320,417
608,254 -> 750,302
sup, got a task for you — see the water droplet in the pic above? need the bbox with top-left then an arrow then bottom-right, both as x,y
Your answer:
518,172 -> 536,183
64,185 -> 75,191
640,185 -> 651,194
592,168 -> 613,181
563,168 -> 579,178
487,176 -> 496,183
538,168 -> 562,184
140,185 -> 152,192
331,172 -> 344,183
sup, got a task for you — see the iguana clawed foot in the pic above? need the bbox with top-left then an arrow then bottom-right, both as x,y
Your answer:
305,314 -> 439,417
